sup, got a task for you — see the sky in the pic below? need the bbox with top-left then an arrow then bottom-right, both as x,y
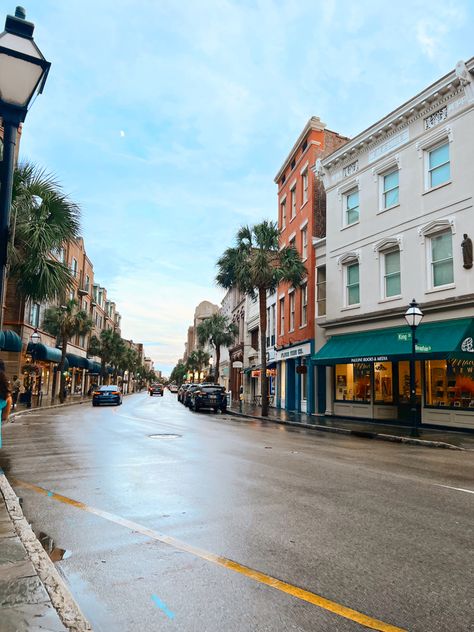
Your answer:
16,0 -> 474,375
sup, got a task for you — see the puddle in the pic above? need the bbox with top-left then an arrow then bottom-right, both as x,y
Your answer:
148,434 -> 181,439
38,532 -> 72,562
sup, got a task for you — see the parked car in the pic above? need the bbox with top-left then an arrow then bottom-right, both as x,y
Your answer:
169,384 -> 179,393
149,383 -> 164,396
92,385 -> 122,407
178,384 -> 195,403
183,384 -> 201,407
190,384 -> 227,413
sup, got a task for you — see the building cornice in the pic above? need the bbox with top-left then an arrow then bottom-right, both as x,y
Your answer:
274,116 -> 326,183
321,57 -> 474,172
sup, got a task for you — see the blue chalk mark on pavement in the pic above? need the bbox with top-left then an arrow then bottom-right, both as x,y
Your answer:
47,491 -> 53,497
151,594 -> 175,620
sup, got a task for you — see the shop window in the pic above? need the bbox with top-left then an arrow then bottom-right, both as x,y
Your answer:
425,359 -> 474,409
430,231 -> 453,287
374,361 -> 393,403
335,363 -> 371,402
398,360 -> 422,404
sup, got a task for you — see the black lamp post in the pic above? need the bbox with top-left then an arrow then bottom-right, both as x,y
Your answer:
0,6 -> 50,313
404,299 -> 424,437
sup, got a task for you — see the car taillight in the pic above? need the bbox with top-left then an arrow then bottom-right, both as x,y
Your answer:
93,392 -> 101,396
111,391 -> 120,395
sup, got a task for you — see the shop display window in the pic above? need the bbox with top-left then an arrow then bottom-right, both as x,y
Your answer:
425,360 -> 474,409
335,363 -> 371,402
374,362 -> 393,403
398,361 -> 422,404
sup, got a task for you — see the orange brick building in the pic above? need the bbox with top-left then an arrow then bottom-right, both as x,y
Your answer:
274,117 -> 348,413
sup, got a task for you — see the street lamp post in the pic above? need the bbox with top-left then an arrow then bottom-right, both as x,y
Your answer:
0,7 -> 50,315
404,299 -> 424,437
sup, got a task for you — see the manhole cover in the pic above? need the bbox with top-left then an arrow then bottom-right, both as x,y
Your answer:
148,434 -> 181,439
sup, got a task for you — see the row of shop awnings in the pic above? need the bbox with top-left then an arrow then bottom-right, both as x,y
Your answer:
0,330 -> 22,352
26,343 -> 102,374
312,318 -> 474,365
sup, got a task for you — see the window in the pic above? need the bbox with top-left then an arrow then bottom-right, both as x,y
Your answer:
346,262 -> 360,305
85,274 -> 90,292
431,231 -> 453,287
280,199 -> 286,229
301,227 -> 308,260
428,142 -> 450,188
425,359 -> 474,409
250,328 -> 259,350
290,186 -> 296,219
271,304 -> 275,346
382,170 -> 399,209
335,363 -> 371,402
266,307 -> 270,347
289,292 -> 295,331
300,283 -> 307,326
290,158 -> 296,170
302,170 -> 308,204
384,250 -> 401,297
289,235 -> 296,249
71,257 -> 78,278
345,190 -> 359,225
279,298 -> 285,335
79,334 -> 86,348
302,139 -> 307,152
316,266 -> 326,316
29,302 -> 40,327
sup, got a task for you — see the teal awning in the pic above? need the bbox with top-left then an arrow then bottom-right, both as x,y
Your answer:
66,353 -> 89,369
88,361 -> 101,374
312,318 -> 474,365
0,330 -> 22,352
27,342 -> 64,364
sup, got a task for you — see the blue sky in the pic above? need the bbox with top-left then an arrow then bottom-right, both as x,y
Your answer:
18,0 -> 474,374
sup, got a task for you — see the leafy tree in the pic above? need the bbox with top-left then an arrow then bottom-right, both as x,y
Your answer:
196,313 -> 238,384
170,362 -> 187,385
216,220 -> 306,416
43,300 -> 92,402
9,162 -> 80,302
88,329 -> 124,383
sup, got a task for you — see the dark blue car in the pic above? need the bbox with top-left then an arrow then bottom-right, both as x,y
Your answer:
92,385 -> 122,407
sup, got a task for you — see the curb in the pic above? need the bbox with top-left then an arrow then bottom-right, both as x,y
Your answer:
227,409 -> 466,451
0,472 -> 93,631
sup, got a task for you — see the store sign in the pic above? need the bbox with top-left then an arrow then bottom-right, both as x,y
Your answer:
276,342 -> 311,361
351,356 -> 388,363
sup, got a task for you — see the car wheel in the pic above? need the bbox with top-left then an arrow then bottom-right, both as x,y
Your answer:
194,405 -> 200,412
92,402 -> 97,407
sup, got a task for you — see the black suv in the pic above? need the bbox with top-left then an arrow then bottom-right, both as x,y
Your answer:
183,384 -> 201,407
190,384 -> 227,413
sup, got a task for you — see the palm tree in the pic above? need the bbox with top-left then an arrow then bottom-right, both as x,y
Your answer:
89,329 -> 124,384
216,220 -> 306,416
8,162 -> 81,303
43,300 -> 92,402
170,362 -> 187,386
186,350 -> 210,381
196,313 -> 238,384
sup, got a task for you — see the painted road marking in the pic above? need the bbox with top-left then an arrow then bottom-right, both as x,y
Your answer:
151,594 -> 175,620
11,478 -> 406,632
435,484 -> 474,495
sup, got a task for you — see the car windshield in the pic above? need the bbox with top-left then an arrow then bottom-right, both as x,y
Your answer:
100,386 -> 118,392
202,387 -> 221,393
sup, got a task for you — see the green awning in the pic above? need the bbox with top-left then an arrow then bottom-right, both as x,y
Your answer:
66,353 -> 89,369
88,361 -> 101,374
312,318 -> 474,365
0,330 -> 22,352
27,342 -> 64,364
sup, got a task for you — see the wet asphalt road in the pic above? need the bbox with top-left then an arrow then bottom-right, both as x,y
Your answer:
0,392 -> 473,632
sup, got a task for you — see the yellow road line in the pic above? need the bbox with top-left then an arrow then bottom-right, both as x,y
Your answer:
12,477 -> 406,632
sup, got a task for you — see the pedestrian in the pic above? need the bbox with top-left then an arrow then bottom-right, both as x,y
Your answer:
11,374 -> 21,410
0,360 -> 12,448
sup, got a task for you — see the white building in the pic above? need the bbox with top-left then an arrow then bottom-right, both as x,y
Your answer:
314,58 -> 474,430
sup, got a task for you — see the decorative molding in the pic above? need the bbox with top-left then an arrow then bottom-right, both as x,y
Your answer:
337,250 -> 361,269
371,154 -> 400,182
373,236 -> 403,259
424,105 -> 448,130
343,161 -> 359,177
418,217 -> 456,243
368,129 -> 409,164
337,177 -> 359,200
416,126 -> 453,157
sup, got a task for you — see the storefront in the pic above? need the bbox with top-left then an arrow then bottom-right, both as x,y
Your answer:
276,341 -> 314,413
25,342 -> 64,400
313,317 -> 474,429
66,353 -> 90,396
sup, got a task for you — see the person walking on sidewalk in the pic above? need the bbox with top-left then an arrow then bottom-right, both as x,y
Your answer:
11,374 -> 21,410
0,361 -> 12,448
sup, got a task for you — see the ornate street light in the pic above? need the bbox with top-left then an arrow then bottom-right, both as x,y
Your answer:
404,299 -> 424,436
30,328 -> 41,345
0,6 -> 51,316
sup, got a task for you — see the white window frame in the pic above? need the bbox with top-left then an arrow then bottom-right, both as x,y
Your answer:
289,290 -> 295,331
290,183 -> 297,219
419,218 -> 456,292
416,127 -> 453,193
345,189 -> 359,226
428,230 -> 454,290
29,302 -> 40,327
316,266 -> 326,317
339,254 -> 361,308
426,140 -> 450,191
279,298 -> 285,336
301,226 -> 308,261
301,168 -> 308,205
71,257 -> 78,278
382,248 -> 401,299
381,168 -> 400,211
280,195 -> 287,230
300,283 -> 308,327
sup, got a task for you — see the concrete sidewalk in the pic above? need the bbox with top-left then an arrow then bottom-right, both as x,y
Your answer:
0,470 -> 92,631
229,403 -> 474,450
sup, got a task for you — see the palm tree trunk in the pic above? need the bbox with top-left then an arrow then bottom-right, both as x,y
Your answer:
258,287 -> 268,417
100,359 -> 106,385
215,345 -> 221,384
58,336 -> 68,403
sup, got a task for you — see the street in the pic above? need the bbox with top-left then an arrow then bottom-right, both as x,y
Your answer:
0,392 -> 473,632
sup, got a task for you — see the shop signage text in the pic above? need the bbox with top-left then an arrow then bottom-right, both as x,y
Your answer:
276,342 -> 311,361
351,356 -> 388,363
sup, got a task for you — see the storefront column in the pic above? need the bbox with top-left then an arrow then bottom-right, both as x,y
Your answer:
295,359 -> 302,413
285,360 -> 295,410
276,363 -> 281,408
307,363 -> 315,415
325,366 -> 334,415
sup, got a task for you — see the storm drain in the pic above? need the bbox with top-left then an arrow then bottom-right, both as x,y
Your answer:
148,433 -> 181,440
